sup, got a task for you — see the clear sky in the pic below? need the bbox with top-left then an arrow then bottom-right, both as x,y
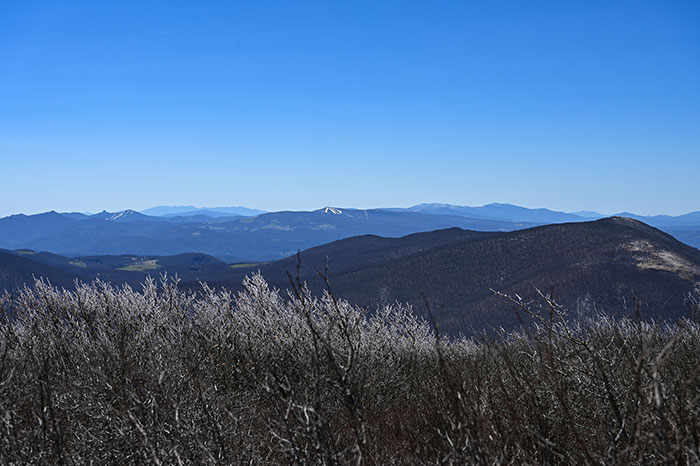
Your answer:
1,0 -> 699,217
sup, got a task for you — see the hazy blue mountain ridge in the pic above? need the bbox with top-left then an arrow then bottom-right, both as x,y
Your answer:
398,202 -> 591,223
0,207 -> 535,262
141,205 -> 265,217
1,204 -> 698,262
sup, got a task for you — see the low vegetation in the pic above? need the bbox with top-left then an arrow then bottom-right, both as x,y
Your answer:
229,262 -> 267,269
116,259 -> 161,272
0,275 -> 699,464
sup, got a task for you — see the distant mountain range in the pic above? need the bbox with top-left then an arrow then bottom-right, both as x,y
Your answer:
395,203 -> 700,228
140,205 -> 266,217
395,203 -> 592,223
0,203 -> 698,262
2,217 -> 698,335
0,207 -> 535,262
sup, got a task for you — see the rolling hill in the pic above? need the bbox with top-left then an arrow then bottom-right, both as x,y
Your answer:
3,217 -> 698,335
0,248 -> 78,291
217,217 -> 700,334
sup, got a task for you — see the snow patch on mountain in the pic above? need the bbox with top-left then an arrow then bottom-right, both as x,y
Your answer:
323,207 -> 343,215
108,210 -> 138,221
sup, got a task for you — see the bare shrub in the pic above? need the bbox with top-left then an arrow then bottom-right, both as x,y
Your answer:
0,275 -> 698,464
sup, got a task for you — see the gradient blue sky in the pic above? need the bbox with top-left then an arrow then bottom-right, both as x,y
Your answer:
1,0 -> 699,217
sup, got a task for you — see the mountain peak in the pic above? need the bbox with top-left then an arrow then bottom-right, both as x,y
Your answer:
600,216 -> 657,229
483,202 -> 515,207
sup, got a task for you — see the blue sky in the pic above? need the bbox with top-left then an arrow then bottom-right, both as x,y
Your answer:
1,0 -> 699,217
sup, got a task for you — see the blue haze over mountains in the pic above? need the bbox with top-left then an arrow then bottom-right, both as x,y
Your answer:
0,203 -> 698,262
140,206 -> 266,217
